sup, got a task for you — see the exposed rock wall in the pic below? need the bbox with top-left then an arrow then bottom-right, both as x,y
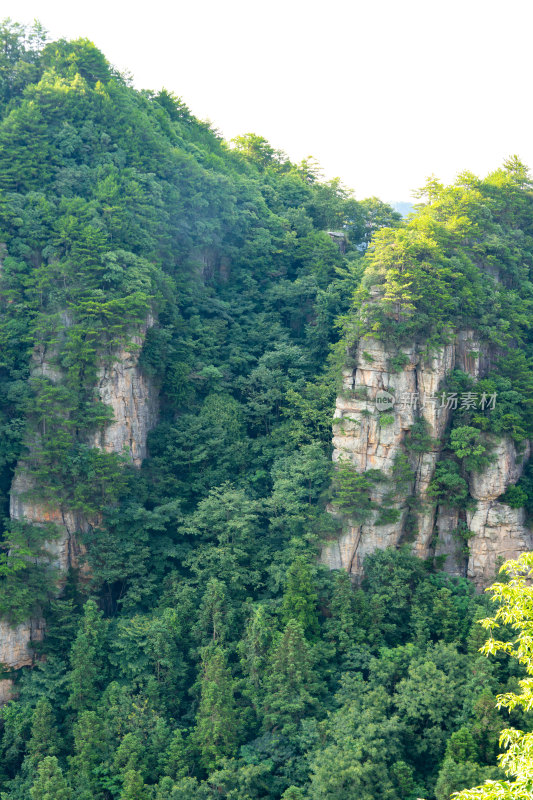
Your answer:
0,619 -> 45,705
87,331 -> 158,466
0,325 -> 158,700
321,333 -> 532,587
466,439 -> 531,585
9,471 -> 90,574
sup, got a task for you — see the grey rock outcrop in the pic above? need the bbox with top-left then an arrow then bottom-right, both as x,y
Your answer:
87,332 -> 158,466
466,439 -> 531,585
321,333 -> 532,587
0,619 -> 45,704
0,324 -> 158,701
9,470 -> 90,574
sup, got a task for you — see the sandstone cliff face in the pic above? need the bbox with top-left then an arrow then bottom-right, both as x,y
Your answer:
0,619 -> 45,705
9,470 -> 90,574
0,325 -> 158,699
9,328 -> 158,570
466,438 -> 531,585
321,334 -> 532,587
87,331 -> 158,466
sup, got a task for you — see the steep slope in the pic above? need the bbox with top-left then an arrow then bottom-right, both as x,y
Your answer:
0,25 -> 395,702
322,170 -> 533,587
0,324 -> 157,701
1,23 -> 533,800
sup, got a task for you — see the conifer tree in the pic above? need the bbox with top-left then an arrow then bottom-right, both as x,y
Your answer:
162,729 -> 189,781
282,557 -> 320,638
67,599 -> 106,712
282,788 -> 306,800
154,775 -> 207,800
238,604 -> 274,712
30,757 -> 71,800
27,698 -> 61,767
263,619 -> 318,737
193,644 -> 238,771
120,768 -> 150,800
113,732 -> 144,776
194,578 -> 232,646
68,710 -> 109,800
326,569 -> 367,657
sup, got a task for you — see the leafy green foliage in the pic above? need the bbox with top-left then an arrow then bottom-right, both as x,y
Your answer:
30,757 -> 71,800
26,698 -> 60,767
499,483 -> 528,509
349,165 -> 533,350
0,520 -> 60,622
405,417 -> 434,453
0,20 -> 532,800
450,426 -> 491,473
452,553 -> 533,799
331,460 -> 383,519
262,619 -> 319,737
281,557 -> 320,638
428,460 -> 470,507
193,645 -> 238,772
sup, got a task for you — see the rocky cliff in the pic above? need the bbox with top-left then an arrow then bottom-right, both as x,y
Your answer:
87,328 -> 158,467
321,333 -> 532,587
0,326 -> 158,700
0,619 -> 45,705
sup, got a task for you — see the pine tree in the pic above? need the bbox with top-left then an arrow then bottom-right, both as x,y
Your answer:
282,788 -> 306,800
0,101 -> 52,192
113,732 -> 143,776
120,768 -> 150,800
30,757 -> 71,800
194,578 -> 232,646
68,710 -> 109,800
326,569 -> 367,657
193,645 -> 238,771
154,776 -> 207,800
330,460 -> 379,521
238,604 -> 274,712
67,599 -> 107,712
282,557 -> 320,638
162,729 -> 189,781
263,619 -> 318,737
27,698 -> 61,767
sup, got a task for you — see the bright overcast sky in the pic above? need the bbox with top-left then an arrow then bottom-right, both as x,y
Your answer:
5,0 -> 533,202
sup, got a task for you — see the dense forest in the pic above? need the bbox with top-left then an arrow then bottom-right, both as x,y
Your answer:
0,19 -> 532,800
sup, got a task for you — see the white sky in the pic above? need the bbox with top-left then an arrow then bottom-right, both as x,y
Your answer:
4,0 -> 533,202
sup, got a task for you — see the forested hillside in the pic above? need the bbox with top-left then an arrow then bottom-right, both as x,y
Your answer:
0,20 -> 531,800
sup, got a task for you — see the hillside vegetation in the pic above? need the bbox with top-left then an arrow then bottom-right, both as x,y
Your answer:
0,20 -> 532,800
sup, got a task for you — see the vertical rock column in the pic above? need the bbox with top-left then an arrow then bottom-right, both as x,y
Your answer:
466,438 -> 532,587
0,331 -> 158,702
321,336 -> 457,575
321,329 -> 531,587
